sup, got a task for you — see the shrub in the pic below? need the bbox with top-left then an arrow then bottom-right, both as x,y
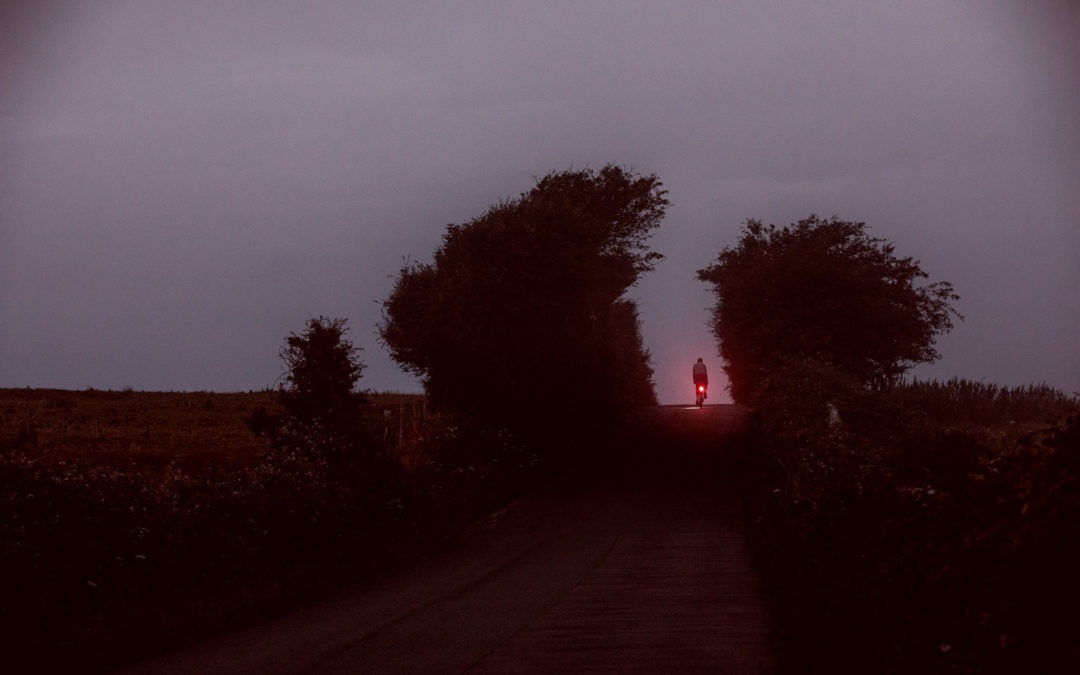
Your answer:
744,378 -> 1079,674
379,166 -> 666,439
698,216 -> 960,403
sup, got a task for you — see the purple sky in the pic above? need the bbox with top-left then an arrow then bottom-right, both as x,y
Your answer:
2,1 -> 1078,404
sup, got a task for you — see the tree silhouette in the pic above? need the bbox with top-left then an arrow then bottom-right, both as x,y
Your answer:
278,316 -> 366,427
380,166 -> 667,436
697,215 -> 961,403
246,316 -> 374,460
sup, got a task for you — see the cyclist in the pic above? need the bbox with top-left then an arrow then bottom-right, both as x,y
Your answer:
692,358 -> 708,405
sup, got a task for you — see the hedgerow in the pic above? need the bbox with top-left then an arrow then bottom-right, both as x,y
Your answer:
744,374 -> 1079,673
0,400 -> 541,673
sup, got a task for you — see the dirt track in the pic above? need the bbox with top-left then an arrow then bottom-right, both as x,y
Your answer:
124,404 -> 773,673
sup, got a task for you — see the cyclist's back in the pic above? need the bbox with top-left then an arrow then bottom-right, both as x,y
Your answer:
692,358 -> 708,386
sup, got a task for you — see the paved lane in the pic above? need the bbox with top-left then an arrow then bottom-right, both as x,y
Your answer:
125,405 -> 773,674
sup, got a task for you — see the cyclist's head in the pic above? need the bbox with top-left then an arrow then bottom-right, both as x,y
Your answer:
697,357 -> 703,362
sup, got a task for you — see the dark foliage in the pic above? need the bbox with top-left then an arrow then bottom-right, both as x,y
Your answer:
247,317 -> 380,467
253,317 -> 407,552
697,215 -> 961,403
0,313 -> 550,670
743,370 -> 1080,674
379,165 -> 666,438
277,316 -> 365,427
0,387 -> 543,672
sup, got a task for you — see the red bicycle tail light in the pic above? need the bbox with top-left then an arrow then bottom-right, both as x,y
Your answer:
698,385 -> 705,392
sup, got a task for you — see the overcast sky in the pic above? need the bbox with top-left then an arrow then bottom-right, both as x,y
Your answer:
2,1 -> 1077,404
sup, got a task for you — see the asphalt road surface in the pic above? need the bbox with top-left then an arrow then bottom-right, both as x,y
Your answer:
125,404 -> 774,673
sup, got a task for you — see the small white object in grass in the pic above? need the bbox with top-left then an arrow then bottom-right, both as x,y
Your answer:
826,402 -> 842,427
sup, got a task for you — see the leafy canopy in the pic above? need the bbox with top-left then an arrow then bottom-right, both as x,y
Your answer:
278,316 -> 366,426
379,165 -> 668,435
697,215 -> 961,403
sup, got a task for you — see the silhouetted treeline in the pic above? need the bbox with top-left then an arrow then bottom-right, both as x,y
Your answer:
698,215 -> 960,404
696,216 -> 1078,672
380,165 -> 667,440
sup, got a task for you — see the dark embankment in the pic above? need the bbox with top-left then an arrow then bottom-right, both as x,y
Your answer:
0,388 -> 544,673
741,378 -> 1079,673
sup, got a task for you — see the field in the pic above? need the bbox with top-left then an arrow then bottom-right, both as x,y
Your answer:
0,387 -> 534,673
1,388 -> 274,471
0,388 -> 434,471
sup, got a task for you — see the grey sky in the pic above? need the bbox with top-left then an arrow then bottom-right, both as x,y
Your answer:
2,0 -> 1077,404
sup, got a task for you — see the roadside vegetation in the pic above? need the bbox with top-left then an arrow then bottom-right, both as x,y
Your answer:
380,165 -> 666,439
1,166 -> 667,672
745,373 -> 1077,673
0,320 -> 542,673
700,216 -> 1079,673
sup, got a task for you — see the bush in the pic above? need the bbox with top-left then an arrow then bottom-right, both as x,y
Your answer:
698,216 -> 960,403
379,166 -> 666,439
744,379 -> 1079,673
888,377 -> 1076,427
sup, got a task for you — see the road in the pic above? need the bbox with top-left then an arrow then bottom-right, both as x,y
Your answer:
125,404 -> 773,673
